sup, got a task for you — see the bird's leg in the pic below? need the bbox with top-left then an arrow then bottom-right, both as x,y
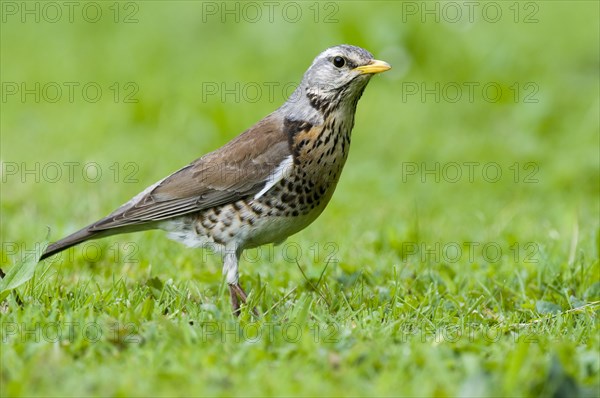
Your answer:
223,249 -> 260,317
229,283 -> 247,316
228,283 -> 260,317
229,284 -> 242,315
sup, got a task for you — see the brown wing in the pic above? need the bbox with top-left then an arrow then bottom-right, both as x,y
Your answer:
89,111 -> 291,231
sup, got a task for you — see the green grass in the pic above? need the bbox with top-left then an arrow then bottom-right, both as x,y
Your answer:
1,1 -> 599,396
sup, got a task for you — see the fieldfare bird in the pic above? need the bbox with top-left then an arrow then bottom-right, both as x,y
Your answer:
40,44 -> 391,315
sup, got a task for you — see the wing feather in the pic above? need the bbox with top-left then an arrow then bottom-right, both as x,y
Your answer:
89,112 -> 291,231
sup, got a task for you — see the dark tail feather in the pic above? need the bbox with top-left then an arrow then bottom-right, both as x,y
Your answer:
39,227 -> 103,261
39,221 -> 156,262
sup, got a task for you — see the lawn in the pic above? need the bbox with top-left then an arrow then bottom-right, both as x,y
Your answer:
1,1 -> 599,396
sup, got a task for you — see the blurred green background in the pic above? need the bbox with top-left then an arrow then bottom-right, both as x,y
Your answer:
1,1 -> 599,396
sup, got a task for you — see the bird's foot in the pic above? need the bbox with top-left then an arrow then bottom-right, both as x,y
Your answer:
228,283 -> 260,318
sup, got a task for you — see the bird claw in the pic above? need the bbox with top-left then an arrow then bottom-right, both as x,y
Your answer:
228,283 -> 260,318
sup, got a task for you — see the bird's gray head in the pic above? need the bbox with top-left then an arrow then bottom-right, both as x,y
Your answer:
281,45 -> 391,124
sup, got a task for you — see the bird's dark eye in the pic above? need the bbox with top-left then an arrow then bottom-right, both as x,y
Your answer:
333,56 -> 346,68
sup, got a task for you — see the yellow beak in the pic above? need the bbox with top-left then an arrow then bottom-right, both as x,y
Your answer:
354,59 -> 392,75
